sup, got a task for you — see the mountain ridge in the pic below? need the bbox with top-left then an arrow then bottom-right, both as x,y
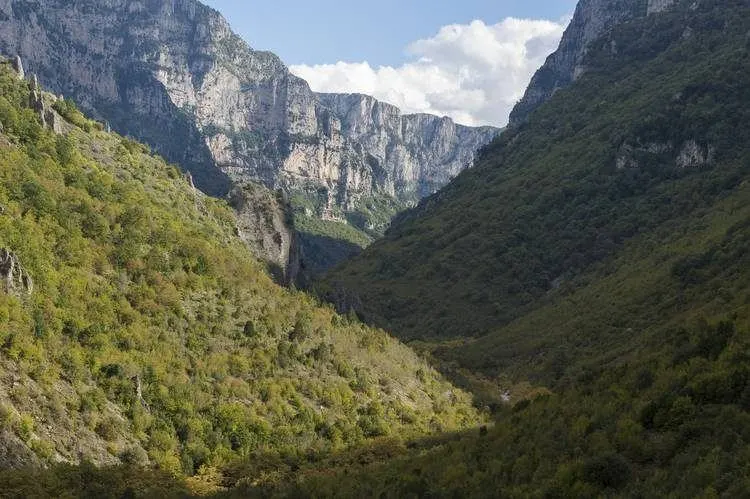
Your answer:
321,0 -> 705,341
4,0 -> 750,496
0,0 -> 498,228
509,0 -> 678,125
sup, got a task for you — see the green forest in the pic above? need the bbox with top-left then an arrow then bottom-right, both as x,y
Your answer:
306,0 -> 750,495
0,59 -> 481,496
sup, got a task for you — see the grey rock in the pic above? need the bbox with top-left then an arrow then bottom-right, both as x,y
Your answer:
11,54 -> 23,79
0,0 -> 498,219
648,0 -> 678,14
44,106 -> 65,134
23,72 -> 64,134
0,430 -> 40,469
318,93 -> 499,201
229,183 -> 301,284
615,138 -> 713,170
676,140 -> 714,168
185,171 -> 196,190
0,248 -> 33,297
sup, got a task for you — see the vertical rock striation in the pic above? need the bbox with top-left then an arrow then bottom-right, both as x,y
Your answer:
0,0 -> 498,214
228,183 -> 301,284
318,93 -> 499,201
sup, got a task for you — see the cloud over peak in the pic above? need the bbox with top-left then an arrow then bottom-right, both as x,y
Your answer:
290,17 -> 567,127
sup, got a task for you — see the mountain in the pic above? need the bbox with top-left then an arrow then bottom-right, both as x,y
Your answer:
0,59 -> 482,477
321,0 -> 738,342
228,182 -> 300,285
509,0 -> 678,125
261,0 -> 750,495
0,0 -> 498,246
317,93 -> 500,203
3,0 -> 750,496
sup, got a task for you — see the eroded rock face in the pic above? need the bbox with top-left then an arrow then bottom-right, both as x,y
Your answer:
648,0 -> 678,14
676,139 -> 714,168
509,0 -> 680,125
318,93 -> 499,201
229,183 -> 301,284
11,54 -> 23,79
0,248 -> 32,297
25,72 -> 65,134
0,0 -> 498,213
615,138 -> 714,170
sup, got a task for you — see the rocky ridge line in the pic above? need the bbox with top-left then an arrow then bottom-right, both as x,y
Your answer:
509,0 -> 678,125
0,0 -> 498,221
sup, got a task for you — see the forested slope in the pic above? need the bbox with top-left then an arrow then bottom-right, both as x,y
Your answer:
323,0 -> 750,346
5,0 -> 750,495
0,58 -> 481,486
274,1 -> 750,495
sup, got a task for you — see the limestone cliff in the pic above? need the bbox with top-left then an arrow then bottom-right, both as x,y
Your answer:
318,93 -> 499,200
228,183 -> 300,284
509,0 -> 678,125
0,0 -> 498,217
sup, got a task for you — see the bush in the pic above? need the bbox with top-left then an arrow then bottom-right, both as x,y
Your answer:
583,454 -> 632,490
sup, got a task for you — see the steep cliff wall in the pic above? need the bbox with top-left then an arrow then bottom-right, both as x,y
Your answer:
228,183 -> 301,284
0,0 -> 497,213
318,93 -> 498,200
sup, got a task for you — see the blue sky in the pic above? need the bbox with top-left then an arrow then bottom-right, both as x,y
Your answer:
202,0 -> 575,66
202,0 -> 578,126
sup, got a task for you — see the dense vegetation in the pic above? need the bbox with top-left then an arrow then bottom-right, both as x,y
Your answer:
5,0 -> 750,496
291,190 -> 408,278
286,0 -> 750,495
0,58 -> 481,488
242,315 -> 750,496
322,0 -> 750,343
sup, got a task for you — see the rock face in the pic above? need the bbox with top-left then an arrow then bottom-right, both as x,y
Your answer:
0,0 -> 498,214
509,0 -> 678,125
0,248 -> 32,297
229,183 -> 301,284
647,0 -> 678,14
317,93 -> 499,201
11,54 -> 23,79
26,73 -> 66,134
615,138 -> 714,170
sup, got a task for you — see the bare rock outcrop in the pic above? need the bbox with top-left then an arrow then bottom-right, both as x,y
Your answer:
0,248 -> 32,297
0,0 -> 498,221
615,138 -> 714,170
318,93 -> 498,201
11,54 -> 23,79
229,183 -> 301,284
509,0 -> 682,125
19,65 -> 65,134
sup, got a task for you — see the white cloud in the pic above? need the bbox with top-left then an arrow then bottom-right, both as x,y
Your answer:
290,17 -> 567,127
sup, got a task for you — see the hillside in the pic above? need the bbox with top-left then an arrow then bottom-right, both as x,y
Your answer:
250,0 -> 750,495
0,58 -> 482,486
5,0 -> 750,496
508,0 -> 678,125
322,0 -> 750,343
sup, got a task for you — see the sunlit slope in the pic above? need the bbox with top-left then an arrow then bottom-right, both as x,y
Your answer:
0,59 -> 481,473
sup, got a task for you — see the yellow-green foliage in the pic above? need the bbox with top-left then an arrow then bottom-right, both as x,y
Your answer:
0,60 -> 481,476
8,2 -> 750,496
